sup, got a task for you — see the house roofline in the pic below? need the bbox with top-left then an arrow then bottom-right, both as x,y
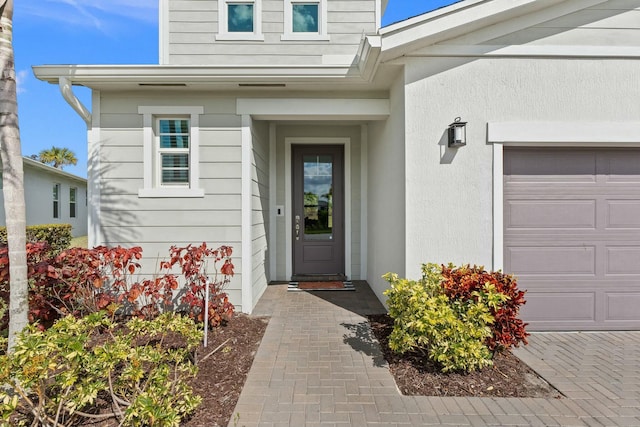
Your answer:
379,0 -> 608,62
32,63 -> 376,88
22,157 -> 87,184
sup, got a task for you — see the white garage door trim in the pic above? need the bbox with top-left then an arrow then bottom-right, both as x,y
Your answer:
488,121 -> 640,272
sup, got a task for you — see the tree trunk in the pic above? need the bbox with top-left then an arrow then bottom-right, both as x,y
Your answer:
0,0 -> 28,351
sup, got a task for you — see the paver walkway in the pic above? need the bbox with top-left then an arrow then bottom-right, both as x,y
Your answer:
230,282 -> 640,427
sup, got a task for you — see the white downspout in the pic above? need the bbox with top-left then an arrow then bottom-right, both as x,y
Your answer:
58,76 -> 91,127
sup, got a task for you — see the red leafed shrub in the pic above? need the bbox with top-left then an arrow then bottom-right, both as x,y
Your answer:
439,264 -> 529,352
162,243 -> 235,327
0,242 -> 234,328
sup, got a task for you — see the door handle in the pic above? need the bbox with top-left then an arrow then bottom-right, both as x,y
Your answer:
295,215 -> 300,241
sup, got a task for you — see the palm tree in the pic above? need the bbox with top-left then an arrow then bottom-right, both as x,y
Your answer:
38,146 -> 78,169
0,0 -> 28,351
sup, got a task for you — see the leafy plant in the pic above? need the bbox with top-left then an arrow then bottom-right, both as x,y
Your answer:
163,243 -> 235,327
440,264 -> 529,352
0,242 -> 235,327
0,311 -> 202,427
383,264 -> 505,373
0,223 -> 72,254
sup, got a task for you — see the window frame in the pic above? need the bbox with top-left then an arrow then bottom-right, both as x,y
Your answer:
282,0 -> 329,41
69,187 -> 77,218
138,106 -> 205,198
157,117 -> 191,187
217,0 -> 264,41
53,183 -> 60,219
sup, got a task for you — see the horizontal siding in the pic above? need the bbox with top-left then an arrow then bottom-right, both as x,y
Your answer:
251,118 -> 269,310
97,92 -> 245,307
167,0 -> 377,65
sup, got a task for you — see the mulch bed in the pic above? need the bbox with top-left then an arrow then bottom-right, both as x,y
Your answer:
368,314 -> 562,399
184,314 -> 269,427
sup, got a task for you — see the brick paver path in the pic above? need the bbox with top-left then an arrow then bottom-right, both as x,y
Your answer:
230,282 -> 640,426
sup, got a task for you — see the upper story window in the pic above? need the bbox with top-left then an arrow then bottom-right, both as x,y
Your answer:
138,106 -> 205,198
53,184 -> 60,219
69,187 -> 77,218
217,0 -> 264,41
283,0 -> 329,41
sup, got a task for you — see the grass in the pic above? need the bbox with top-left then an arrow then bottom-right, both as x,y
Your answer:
70,235 -> 88,248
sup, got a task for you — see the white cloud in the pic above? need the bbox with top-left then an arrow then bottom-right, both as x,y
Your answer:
16,70 -> 28,94
18,0 -> 158,32
293,7 -> 317,32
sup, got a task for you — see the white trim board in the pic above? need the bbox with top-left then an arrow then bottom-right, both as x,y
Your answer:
488,121 -> 640,272
241,115 -> 254,313
88,90 -> 102,248
285,137 -> 352,280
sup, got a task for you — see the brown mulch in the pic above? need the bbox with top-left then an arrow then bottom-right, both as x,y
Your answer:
184,314 -> 269,427
368,314 -> 562,399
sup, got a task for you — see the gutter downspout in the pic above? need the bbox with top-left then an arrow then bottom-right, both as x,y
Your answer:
58,76 -> 91,127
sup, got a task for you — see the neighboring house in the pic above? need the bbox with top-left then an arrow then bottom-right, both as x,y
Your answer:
0,157 -> 88,237
33,0 -> 640,330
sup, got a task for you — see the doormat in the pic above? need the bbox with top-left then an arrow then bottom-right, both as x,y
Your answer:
288,281 -> 355,291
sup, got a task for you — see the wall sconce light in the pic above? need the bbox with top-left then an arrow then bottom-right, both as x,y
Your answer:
448,117 -> 467,148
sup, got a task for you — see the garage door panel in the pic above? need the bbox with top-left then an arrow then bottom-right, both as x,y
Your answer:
506,200 -> 596,229
505,150 -> 597,180
507,246 -> 596,275
603,153 -> 640,182
606,293 -> 640,321
521,292 -> 595,321
607,200 -> 640,228
504,148 -> 640,331
606,247 -> 640,275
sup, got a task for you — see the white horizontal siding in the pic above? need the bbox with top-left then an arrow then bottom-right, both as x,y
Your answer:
167,0 -> 377,65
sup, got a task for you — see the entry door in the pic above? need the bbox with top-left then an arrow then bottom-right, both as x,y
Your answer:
292,145 -> 345,276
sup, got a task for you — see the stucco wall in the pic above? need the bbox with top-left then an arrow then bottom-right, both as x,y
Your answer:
366,71 -> 405,304
403,56 -> 640,279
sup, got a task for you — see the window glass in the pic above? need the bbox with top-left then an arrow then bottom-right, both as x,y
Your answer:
159,120 -> 189,148
293,4 -> 318,33
69,187 -> 77,218
53,184 -> 60,219
228,3 -> 254,32
161,154 -> 189,184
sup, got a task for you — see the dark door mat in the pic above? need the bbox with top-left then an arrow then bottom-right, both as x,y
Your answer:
288,281 -> 355,291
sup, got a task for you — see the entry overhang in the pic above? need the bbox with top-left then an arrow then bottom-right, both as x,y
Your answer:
236,98 -> 390,121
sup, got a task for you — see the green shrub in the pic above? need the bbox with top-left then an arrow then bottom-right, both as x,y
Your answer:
0,224 -> 72,253
0,312 -> 203,427
383,263 -> 507,373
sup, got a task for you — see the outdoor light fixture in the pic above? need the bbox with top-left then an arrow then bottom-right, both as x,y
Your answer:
448,117 -> 467,148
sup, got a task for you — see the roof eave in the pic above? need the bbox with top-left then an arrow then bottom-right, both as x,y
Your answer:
379,0 -> 608,62
22,157 -> 87,183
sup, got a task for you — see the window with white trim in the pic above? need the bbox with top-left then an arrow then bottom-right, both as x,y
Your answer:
69,187 -> 77,218
158,118 -> 190,185
138,106 -> 204,198
217,0 -> 264,41
283,0 -> 328,40
53,183 -> 60,219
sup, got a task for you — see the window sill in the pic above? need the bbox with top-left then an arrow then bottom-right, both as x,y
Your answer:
216,33 -> 265,41
138,188 -> 205,198
281,34 -> 330,42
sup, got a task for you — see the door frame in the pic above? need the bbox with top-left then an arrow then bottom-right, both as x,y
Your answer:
285,137 -> 351,280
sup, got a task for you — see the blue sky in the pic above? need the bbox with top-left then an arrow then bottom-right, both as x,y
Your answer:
15,0 -> 457,178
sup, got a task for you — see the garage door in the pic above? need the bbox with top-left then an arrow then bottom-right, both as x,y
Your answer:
504,148 -> 640,331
